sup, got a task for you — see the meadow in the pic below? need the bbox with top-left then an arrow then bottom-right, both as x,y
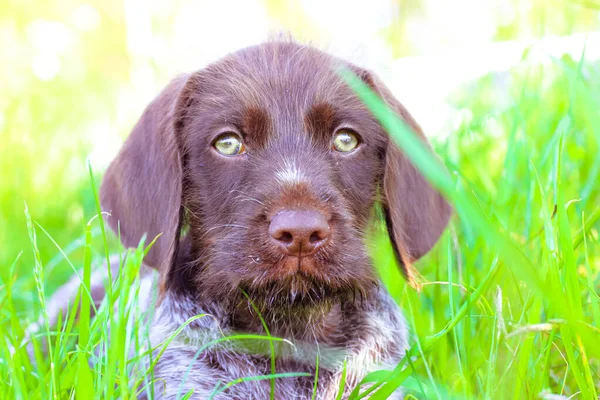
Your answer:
1,1 -> 599,399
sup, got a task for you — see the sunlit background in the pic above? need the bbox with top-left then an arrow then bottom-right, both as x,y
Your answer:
2,0 -> 600,398
2,0 -> 599,274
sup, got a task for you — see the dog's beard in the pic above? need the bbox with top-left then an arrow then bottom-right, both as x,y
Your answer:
236,268 -> 377,316
188,243 -> 379,340
194,226 -> 378,322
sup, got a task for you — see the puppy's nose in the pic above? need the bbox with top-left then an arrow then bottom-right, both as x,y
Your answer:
269,210 -> 331,256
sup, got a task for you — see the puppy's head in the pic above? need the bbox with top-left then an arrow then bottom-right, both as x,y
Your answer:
100,42 -> 451,313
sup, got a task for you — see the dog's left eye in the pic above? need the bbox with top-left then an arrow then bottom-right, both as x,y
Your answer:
214,133 -> 246,156
332,130 -> 359,153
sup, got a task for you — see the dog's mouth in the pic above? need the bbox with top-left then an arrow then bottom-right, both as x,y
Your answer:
272,255 -> 321,277
238,257 -> 377,312
241,275 -> 362,311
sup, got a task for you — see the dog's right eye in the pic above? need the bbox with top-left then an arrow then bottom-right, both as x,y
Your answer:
213,133 -> 246,156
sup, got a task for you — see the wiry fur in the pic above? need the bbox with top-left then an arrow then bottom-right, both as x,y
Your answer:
65,41 -> 452,399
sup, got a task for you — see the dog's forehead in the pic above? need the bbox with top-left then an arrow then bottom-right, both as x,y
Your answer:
206,43 -> 353,109
197,43 -> 368,149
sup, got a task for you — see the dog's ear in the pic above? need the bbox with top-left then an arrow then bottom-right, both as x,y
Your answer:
100,74 -> 194,287
358,71 -> 452,286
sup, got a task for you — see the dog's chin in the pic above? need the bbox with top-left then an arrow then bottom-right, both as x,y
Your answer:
238,256 -> 376,313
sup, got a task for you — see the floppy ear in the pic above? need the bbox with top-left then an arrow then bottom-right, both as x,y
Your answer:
100,75 -> 191,286
364,73 -> 452,287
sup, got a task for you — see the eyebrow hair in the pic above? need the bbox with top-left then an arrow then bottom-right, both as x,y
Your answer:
304,102 -> 339,147
241,106 -> 271,148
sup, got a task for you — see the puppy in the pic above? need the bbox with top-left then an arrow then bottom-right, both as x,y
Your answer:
96,41 -> 450,399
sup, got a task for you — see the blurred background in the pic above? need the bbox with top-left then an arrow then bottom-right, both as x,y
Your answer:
2,0 -> 600,397
2,0 -> 598,275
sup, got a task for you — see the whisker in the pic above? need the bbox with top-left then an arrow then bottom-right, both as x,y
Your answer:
204,224 -> 250,234
229,189 -> 266,206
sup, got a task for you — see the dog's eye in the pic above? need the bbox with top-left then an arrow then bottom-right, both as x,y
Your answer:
332,130 -> 359,153
214,133 -> 246,156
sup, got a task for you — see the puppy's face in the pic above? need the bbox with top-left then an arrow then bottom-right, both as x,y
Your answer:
100,42 -> 452,316
178,48 -> 388,308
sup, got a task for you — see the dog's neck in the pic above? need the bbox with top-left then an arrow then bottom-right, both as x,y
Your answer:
153,284 -> 406,378
159,283 -> 371,349
228,299 -> 351,343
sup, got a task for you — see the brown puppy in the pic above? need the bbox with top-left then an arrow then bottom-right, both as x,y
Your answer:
97,41 -> 451,399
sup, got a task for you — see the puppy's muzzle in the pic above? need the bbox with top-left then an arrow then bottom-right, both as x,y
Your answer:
269,210 -> 331,257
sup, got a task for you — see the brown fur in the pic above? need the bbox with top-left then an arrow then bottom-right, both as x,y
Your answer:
96,41 -> 452,399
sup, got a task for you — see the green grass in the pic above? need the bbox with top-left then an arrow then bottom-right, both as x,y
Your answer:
2,52 -> 599,398
2,4 -> 600,399
359,51 -> 600,398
